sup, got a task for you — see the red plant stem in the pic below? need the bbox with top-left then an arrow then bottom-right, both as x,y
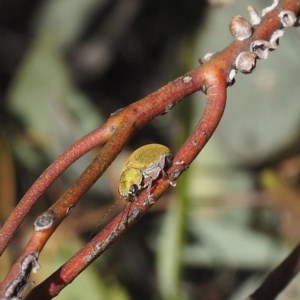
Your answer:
0,120 -> 115,255
26,76 -> 227,300
0,67 -> 205,297
0,0 -> 299,298
1,0 -> 298,257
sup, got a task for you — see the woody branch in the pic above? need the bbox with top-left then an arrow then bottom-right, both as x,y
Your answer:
0,0 -> 299,299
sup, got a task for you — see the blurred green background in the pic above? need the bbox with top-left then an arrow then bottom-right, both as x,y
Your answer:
1,0 -> 300,299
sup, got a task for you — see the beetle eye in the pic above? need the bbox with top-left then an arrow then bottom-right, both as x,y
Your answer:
129,184 -> 139,195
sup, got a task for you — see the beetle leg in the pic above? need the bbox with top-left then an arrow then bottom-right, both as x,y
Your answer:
146,178 -> 153,195
159,153 -> 173,178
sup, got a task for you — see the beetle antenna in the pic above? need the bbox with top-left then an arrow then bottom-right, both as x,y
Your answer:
89,198 -> 121,240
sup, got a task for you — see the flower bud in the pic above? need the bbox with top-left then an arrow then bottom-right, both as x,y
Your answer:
235,52 -> 256,73
247,6 -> 261,26
229,15 -> 253,41
279,10 -> 297,27
250,40 -> 271,59
262,0 -> 279,17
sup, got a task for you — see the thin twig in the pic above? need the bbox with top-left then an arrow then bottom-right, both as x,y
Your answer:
0,120 -> 116,255
248,242 -> 300,300
0,0 -> 299,299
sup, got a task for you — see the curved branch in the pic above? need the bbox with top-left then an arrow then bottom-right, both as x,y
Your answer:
0,68 -> 204,298
26,75 -> 227,300
0,119 -> 116,255
0,0 -> 299,299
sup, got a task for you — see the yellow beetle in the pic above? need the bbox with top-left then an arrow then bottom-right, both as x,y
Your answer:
119,144 -> 172,201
